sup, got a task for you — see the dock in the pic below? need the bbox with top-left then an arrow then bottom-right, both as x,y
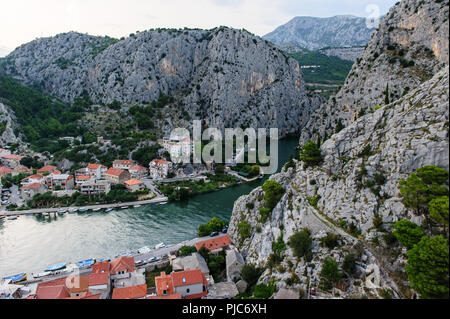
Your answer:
0,196 -> 168,217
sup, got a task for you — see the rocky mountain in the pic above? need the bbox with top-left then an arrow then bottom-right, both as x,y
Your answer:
318,47 -> 365,62
263,15 -> 377,51
228,0 -> 449,299
1,27 -> 322,137
299,0 -> 449,145
0,102 -> 22,146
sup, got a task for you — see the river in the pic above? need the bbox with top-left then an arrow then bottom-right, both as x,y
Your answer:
0,137 -> 299,276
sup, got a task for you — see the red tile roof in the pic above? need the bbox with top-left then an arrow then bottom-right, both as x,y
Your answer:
171,269 -> 207,288
67,291 -> 102,299
151,159 -> 169,165
195,235 -> 232,251
92,261 -> 110,274
112,284 -> 147,299
0,166 -> 12,173
146,293 -> 182,299
35,285 -> 71,299
76,175 -> 94,181
22,174 -> 44,181
37,275 -> 89,294
129,165 -> 147,171
22,183 -> 44,190
37,165 -> 57,173
110,256 -> 135,275
124,179 -> 144,186
2,154 -> 24,160
105,168 -> 126,177
113,160 -> 134,166
88,273 -> 109,286
87,164 -> 102,170
155,272 -> 174,296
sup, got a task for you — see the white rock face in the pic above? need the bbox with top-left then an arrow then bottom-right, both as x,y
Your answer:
300,0 -> 449,145
229,66 -> 449,298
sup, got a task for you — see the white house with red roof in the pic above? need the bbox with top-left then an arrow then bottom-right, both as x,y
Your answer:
21,174 -> 45,186
105,168 -> 131,185
149,159 -> 172,179
46,173 -> 75,190
21,183 -> 47,201
87,164 -> 108,179
124,179 -> 146,192
75,175 -> 95,187
128,165 -> 148,179
37,165 -> 57,175
155,269 -> 208,299
110,256 -> 146,288
88,261 -> 111,298
1,154 -> 24,168
113,160 -> 135,170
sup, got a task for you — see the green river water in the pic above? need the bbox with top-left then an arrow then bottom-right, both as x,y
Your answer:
0,137 -> 299,276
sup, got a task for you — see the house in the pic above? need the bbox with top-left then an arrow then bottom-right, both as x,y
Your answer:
112,284 -> 147,299
76,175 -> 95,187
80,180 -> 111,196
110,256 -> 145,288
195,235 -> 232,254
113,160 -> 135,170
0,166 -> 12,178
88,273 -> 110,298
1,154 -> 24,168
124,179 -> 146,192
155,269 -> 208,299
21,174 -> 45,186
21,183 -> 47,201
37,165 -> 57,175
105,168 -> 131,185
47,174 -> 74,190
75,167 -> 91,178
172,253 -> 209,276
31,275 -> 103,299
129,165 -> 148,179
11,165 -> 33,176
149,159 -> 171,179
226,248 -> 245,282
87,164 -> 108,179
0,148 -> 11,157
34,285 -> 71,299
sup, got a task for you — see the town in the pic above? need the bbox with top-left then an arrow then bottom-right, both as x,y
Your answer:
0,233 -> 253,300
0,133 -> 263,216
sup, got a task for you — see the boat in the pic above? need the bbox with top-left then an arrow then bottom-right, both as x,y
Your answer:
155,243 -> 166,250
121,206 -> 129,209
105,208 -> 114,213
92,208 -> 102,212
138,246 -> 152,254
159,202 -> 167,206
57,209 -> 67,215
133,205 -> 142,208
45,263 -> 67,272
3,273 -> 27,284
33,271 -> 51,279
76,258 -> 95,269
68,208 -> 78,214
7,216 -> 18,220
79,208 -> 89,212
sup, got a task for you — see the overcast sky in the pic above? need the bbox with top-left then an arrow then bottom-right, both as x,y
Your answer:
0,0 -> 398,51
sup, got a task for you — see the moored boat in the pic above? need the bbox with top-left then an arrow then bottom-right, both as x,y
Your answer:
3,273 -> 27,284
76,258 -> 95,269
155,243 -> 166,249
133,205 -> 142,208
45,263 -> 67,272
79,208 -> 89,212
121,206 -> 129,209
7,216 -> 18,220
105,208 -> 114,213
92,208 -> 102,212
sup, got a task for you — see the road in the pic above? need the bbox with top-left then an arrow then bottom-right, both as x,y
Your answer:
23,233 -> 229,285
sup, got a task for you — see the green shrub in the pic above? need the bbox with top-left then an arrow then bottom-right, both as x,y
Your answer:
393,220 -> 426,250
238,221 -> 252,240
289,229 -> 312,259
299,142 -> 322,167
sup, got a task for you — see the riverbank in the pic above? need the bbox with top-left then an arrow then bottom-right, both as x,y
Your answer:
0,196 -> 169,217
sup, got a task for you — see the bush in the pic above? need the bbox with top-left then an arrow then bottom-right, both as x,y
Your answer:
320,233 -> 341,249
238,221 -> 252,240
253,282 -> 276,299
289,229 -> 312,259
178,246 -> 197,257
429,196 -> 449,227
416,166 -> 449,185
241,264 -> 263,287
262,180 -> 285,211
299,142 -> 322,167
393,220 -> 426,250
406,235 -> 449,299
342,253 -> 357,276
319,257 -> 341,291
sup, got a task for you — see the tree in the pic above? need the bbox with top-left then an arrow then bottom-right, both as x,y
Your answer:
215,165 -> 225,175
393,220 -> 426,250
399,173 -> 430,214
416,166 -> 449,186
319,257 -> 341,291
406,235 -> 449,299
299,141 -> 322,167
429,196 -> 449,228
241,264 -> 262,287
342,253 -> 357,276
262,180 -> 284,211
289,229 -> 312,259
178,246 -> 197,257
253,282 -> 276,299
238,221 -> 252,240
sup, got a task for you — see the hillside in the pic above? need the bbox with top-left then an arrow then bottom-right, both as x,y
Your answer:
263,15 -> 376,51
1,27 -> 322,138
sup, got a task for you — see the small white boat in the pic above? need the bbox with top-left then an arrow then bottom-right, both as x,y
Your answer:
155,243 -> 166,250
92,208 -> 102,212
133,205 -> 142,208
121,206 -> 129,210
68,208 -> 78,214
7,216 -> 18,220
79,208 -> 89,212
105,208 -> 114,213
33,271 -> 52,279
138,246 -> 152,254
159,202 -> 167,205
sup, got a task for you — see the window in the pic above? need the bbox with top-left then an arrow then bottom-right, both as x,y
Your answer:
186,289 -> 190,294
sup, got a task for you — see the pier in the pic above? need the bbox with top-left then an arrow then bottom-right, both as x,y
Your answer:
0,196 -> 168,217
